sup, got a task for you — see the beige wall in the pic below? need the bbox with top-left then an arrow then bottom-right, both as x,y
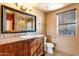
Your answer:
0,3 -> 46,34
46,4 -> 79,55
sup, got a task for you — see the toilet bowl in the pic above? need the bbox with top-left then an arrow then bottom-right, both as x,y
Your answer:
44,36 -> 54,54
45,42 -> 54,54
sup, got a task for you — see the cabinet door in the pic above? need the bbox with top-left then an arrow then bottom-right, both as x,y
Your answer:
32,37 -> 44,56
4,43 -> 14,52
0,45 -> 4,53
3,43 -> 16,56
3,41 -> 23,56
22,41 -> 28,56
36,37 -> 44,49
0,45 -> 4,56
0,40 -> 29,56
13,41 -> 24,56
29,37 -> 44,56
28,39 -> 37,56
36,44 -> 44,56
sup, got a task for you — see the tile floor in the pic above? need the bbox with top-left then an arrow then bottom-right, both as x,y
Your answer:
45,49 -> 72,56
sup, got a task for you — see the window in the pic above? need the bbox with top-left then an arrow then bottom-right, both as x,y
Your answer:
57,9 -> 76,36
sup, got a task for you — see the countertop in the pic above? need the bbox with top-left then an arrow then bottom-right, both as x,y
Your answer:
0,35 -> 45,45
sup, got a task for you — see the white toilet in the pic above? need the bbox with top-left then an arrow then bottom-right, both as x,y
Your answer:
44,36 -> 54,54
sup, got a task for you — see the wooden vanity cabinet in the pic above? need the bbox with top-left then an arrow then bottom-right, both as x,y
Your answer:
0,40 -> 28,56
0,37 -> 44,56
29,37 -> 44,56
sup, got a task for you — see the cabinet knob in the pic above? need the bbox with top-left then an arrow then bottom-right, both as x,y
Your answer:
10,45 -> 13,48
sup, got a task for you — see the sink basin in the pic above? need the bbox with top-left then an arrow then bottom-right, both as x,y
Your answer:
20,35 -> 45,39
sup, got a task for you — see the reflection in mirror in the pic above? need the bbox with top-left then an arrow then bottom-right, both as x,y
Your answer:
6,9 -> 14,31
2,5 -> 36,33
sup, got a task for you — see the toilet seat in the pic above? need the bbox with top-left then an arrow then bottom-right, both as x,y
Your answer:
45,42 -> 54,48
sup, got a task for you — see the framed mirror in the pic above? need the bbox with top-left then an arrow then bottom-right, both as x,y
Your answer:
1,5 -> 36,33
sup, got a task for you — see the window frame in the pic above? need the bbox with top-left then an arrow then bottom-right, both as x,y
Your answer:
56,9 -> 77,36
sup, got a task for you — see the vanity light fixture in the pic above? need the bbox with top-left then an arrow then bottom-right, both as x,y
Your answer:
16,3 -> 32,12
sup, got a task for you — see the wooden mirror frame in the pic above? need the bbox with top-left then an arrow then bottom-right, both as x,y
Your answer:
1,5 -> 36,34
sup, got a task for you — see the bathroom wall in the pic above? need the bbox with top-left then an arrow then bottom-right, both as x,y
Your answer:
0,3 -> 46,38
46,3 -> 79,55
